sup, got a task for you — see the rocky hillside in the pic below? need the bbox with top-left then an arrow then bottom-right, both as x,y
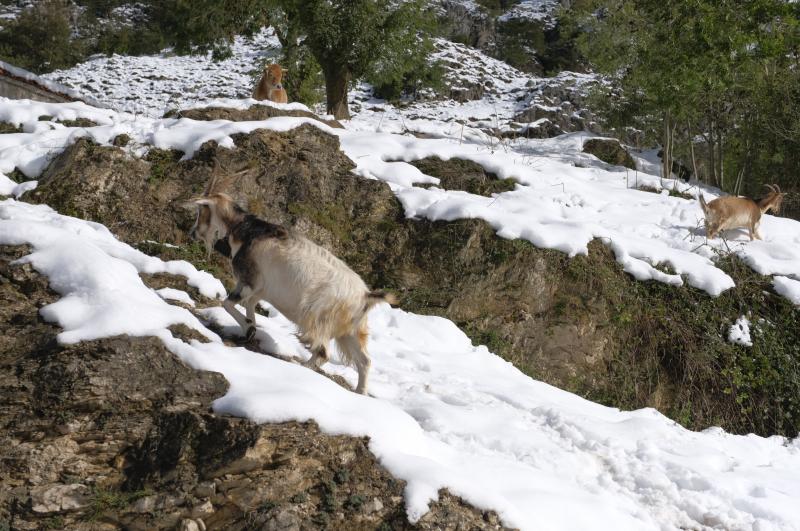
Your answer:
2,91 -> 800,529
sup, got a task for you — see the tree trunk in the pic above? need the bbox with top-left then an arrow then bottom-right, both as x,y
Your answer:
662,112 -> 671,185
718,132 -> 724,191
709,119 -> 718,187
324,66 -> 350,120
280,21 -> 302,101
688,121 -> 699,183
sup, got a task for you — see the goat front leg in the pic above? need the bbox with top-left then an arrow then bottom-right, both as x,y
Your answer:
752,221 -> 762,241
223,282 -> 256,340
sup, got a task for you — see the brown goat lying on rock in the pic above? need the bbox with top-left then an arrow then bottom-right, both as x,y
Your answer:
187,173 -> 395,394
699,184 -> 785,241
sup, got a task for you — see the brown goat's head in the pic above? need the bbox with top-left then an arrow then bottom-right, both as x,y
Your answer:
759,183 -> 786,214
264,63 -> 284,85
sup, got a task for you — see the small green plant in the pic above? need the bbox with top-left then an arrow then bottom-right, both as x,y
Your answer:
320,481 -> 337,513
290,492 -> 308,504
333,468 -> 350,485
84,487 -> 152,522
344,494 -> 365,511
260,500 -> 277,513
145,148 -> 182,184
43,516 -> 65,529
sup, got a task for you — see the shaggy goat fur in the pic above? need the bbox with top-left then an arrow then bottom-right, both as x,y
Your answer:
699,184 -> 785,241
253,64 -> 288,104
189,192 -> 394,394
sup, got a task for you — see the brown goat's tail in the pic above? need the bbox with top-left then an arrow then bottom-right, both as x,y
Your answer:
699,194 -> 709,215
366,290 -> 398,307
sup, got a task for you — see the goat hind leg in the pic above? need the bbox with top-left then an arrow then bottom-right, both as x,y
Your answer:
337,334 -> 371,395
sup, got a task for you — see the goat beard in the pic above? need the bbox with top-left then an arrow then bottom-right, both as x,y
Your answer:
201,230 -> 219,260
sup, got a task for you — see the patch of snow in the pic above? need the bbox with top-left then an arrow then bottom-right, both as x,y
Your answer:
0,200 -> 225,304
728,316 -> 753,347
156,287 -> 196,307
773,276 -> 800,306
0,59 -> 106,108
0,174 -> 37,198
2,196 -> 800,530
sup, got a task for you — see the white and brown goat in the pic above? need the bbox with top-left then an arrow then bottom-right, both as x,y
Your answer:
699,184 -> 785,241
188,179 -> 394,395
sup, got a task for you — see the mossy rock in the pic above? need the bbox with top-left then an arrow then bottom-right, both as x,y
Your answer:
0,122 -> 22,134
583,138 -> 636,169
56,118 -> 98,128
409,157 -> 516,196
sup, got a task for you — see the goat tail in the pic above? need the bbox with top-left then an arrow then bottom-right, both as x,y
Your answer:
699,194 -> 709,214
365,290 -> 398,308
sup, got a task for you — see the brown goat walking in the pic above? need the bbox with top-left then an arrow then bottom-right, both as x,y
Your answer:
699,184 -> 785,241
253,64 -> 288,104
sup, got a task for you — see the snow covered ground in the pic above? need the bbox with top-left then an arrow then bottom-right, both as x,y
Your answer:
499,0 -> 561,24
43,27 -> 281,117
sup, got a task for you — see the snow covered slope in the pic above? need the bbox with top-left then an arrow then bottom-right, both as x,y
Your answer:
42,28 -> 281,117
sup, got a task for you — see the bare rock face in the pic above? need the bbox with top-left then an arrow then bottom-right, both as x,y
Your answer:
437,0 -> 495,51
0,245 -> 508,530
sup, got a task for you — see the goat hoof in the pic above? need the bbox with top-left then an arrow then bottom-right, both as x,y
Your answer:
245,326 -> 256,341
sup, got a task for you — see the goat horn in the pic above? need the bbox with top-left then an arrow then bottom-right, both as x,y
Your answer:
204,164 -> 220,196
207,161 -> 251,195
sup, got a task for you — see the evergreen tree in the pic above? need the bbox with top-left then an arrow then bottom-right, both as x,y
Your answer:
286,0 -> 430,118
573,0 -> 800,198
